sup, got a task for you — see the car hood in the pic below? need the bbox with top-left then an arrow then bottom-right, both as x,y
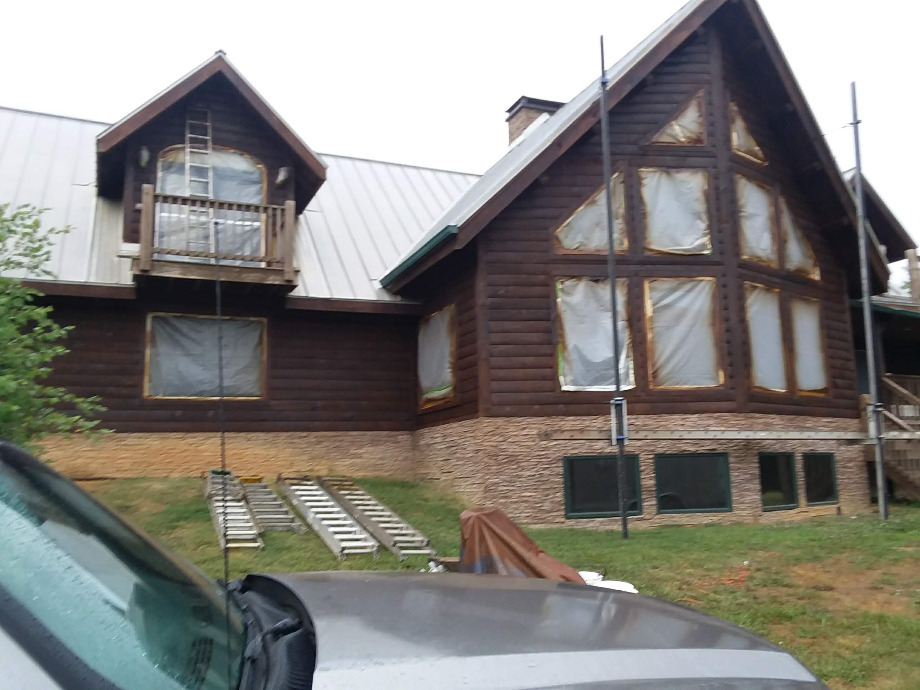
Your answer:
244,571 -> 824,689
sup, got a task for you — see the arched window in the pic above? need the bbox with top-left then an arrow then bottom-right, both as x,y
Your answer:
156,146 -> 265,203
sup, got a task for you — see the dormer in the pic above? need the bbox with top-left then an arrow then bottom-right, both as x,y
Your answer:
96,52 -> 326,289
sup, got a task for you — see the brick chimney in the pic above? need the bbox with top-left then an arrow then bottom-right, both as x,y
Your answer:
506,96 -> 563,144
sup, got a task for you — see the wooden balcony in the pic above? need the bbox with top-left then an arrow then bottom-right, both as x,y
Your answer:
136,184 -> 296,287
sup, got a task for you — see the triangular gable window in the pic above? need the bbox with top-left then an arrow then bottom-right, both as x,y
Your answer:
730,102 -> 766,164
554,173 -> 627,252
779,198 -> 820,280
651,91 -> 706,146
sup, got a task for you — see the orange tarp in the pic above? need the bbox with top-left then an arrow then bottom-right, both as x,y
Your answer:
458,507 -> 585,584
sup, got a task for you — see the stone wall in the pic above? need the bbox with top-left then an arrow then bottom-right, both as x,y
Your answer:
416,414 -> 871,527
40,431 -> 416,480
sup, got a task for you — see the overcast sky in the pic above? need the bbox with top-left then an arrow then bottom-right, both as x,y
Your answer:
2,0 -> 916,281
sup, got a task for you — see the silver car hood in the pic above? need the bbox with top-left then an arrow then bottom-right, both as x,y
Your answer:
248,571 -> 825,689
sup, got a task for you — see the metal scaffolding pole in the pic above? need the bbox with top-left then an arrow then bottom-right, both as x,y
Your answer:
599,37 -> 629,540
851,82 -> 888,520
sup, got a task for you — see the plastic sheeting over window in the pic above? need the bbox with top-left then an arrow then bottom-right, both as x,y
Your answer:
736,175 -> 778,266
780,199 -> 820,279
729,102 -> 766,163
651,91 -> 706,146
640,168 -> 711,255
157,147 -> 264,203
147,315 -> 264,398
744,283 -> 787,391
556,278 -> 634,391
418,306 -> 455,405
791,298 -> 827,392
646,278 -> 721,388
554,174 -> 627,253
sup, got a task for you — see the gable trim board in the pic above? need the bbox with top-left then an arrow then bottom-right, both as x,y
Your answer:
380,0 -> 892,294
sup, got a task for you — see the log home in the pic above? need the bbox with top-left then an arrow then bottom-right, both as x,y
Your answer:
2,0 -> 917,526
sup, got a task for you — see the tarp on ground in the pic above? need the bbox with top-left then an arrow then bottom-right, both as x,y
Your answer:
458,507 -> 585,584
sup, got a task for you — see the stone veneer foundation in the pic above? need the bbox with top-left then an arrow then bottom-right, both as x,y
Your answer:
40,413 -> 871,527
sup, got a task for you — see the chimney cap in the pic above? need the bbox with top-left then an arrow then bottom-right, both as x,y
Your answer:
505,96 -> 564,121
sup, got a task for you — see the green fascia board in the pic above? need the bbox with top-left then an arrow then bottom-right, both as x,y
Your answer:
380,225 -> 459,289
850,299 -> 920,321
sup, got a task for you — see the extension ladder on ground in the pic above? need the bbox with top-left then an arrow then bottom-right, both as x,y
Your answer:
241,479 -> 304,533
277,476 -> 378,560
205,470 -> 264,550
321,477 -> 435,560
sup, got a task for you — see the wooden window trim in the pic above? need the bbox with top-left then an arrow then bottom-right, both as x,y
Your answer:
143,312 -> 268,400
563,454 -> 642,519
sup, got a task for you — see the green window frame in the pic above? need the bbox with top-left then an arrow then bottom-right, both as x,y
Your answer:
654,453 -> 732,514
803,453 -> 838,505
758,452 -> 798,511
563,455 -> 642,519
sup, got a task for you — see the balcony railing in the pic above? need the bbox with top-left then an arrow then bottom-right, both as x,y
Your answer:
137,184 -> 295,283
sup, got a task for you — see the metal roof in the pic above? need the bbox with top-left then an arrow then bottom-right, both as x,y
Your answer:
0,106 -> 477,300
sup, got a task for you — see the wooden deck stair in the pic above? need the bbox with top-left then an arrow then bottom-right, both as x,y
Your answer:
881,375 -> 920,499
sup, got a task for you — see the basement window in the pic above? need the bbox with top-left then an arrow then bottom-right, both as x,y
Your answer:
803,453 -> 838,505
563,455 -> 642,518
639,168 -> 712,255
146,314 -> 265,399
759,453 -> 798,511
418,305 -> 455,407
645,278 -> 722,388
556,278 -> 634,391
554,173 -> 627,253
655,453 -> 732,513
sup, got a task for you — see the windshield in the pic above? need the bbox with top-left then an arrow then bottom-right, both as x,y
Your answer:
0,442 -> 245,689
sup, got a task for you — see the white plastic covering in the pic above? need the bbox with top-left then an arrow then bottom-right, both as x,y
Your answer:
651,91 -> 705,145
556,278 -> 634,391
554,174 -> 627,252
736,175 -> 778,266
779,199 -> 820,279
729,102 -> 766,163
157,147 -> 264,203
418,306 -> 455,403
647,278 -> 721,388
147,315 -> 263,397
743,283 -> 787,391
791,298 -> 828,392
639,169 -> 711,255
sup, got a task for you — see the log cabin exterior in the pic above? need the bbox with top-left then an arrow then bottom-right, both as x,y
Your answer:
2,0 -> 916,525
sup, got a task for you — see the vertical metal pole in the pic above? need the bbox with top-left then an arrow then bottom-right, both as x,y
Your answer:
851,82 -> 888,520
600,37 -> 629,539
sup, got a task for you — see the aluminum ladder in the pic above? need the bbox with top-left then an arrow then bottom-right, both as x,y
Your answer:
205,470 -> 263,550
241,479 -> 303,533
321,477 -> 435,560
278,476 -> 378,560
184,106 -> 213,254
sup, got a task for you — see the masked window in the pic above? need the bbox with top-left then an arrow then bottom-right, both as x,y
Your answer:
155,146 -> 265,265
790,297 -> 827,392
650,90 -> 706,146
640,168 -> 711,255
147,314 -> 264,398
554,173 -> 627,252
779,199 -> 820,279
418,306 -> 455,406
729,101 -> 766,163
556,278 -> 634,391
737,175 -> 778,266
744,283 -> 787,391
646,278 -> 721,388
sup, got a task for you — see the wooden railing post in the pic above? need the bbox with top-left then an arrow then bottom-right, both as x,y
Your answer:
138,184 -> 154,272
283,199 -> 296,283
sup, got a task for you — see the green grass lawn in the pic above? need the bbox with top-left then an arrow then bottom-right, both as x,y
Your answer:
83,478 -> 920,690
